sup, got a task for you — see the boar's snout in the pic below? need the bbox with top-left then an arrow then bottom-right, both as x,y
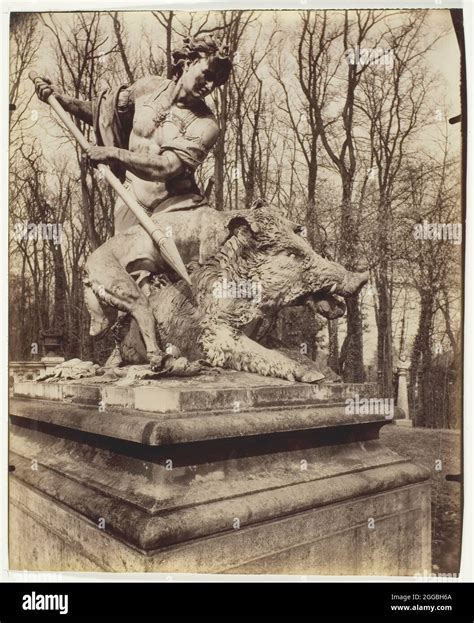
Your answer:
339,270 -> 369,296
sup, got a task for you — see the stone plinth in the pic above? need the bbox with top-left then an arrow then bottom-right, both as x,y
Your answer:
9,371 -> 431,575
395,359 -> 413,427
9,361 -> 46,384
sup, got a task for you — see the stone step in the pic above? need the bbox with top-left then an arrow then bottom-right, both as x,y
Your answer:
13,372 -> 379,414
10,396 -> 389,446
9,449 -> 427,555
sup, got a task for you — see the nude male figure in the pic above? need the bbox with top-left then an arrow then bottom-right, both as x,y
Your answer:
34,35 -> 233,230
34,35 -> 233,369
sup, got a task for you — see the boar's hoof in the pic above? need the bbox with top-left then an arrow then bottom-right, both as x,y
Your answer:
295,367 -> 326,384
148,351 -> 166,372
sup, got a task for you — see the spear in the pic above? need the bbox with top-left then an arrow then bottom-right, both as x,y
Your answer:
29,71 -> 192,286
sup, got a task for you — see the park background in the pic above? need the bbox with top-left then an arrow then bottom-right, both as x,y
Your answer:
8,9 -> 463,572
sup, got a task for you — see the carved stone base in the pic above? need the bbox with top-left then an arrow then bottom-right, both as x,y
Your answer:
9,372 -> 431,575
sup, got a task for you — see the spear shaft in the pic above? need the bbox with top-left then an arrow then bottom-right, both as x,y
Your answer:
29,71 -> 192,286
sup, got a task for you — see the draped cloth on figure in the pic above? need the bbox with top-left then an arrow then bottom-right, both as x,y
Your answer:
92,84 -> 133,183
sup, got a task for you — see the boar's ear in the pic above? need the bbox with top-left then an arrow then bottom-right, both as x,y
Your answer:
226,213 -> 259,238
250,197 -> 267,210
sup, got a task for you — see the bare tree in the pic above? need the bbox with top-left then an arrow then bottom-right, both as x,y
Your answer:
210,11 -> 255,210
357,11 -> 446,395
231,23 -> 278,208
9,14 -> 42,141
40,12 -> 117,249
398,144 -> 460,427
151,11 -> 175,78
109,12 -> 136,83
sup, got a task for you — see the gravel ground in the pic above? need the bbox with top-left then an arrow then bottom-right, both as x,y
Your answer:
380,424 -> 462,575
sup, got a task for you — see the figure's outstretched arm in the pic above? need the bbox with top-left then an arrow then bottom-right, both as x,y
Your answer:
55,92 -> 93,125
34,76 -> 93,125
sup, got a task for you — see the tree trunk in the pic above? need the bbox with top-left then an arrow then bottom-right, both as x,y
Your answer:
327,319 -> 339,374
376,265 -> 393,396
339,187 -> 365,382
165,12 -> 173,79
50,243 -> 69,356
213,84 -> 228,211
306,146 -> 319,249
340,296 -> 366,382
410,295 -> 434,427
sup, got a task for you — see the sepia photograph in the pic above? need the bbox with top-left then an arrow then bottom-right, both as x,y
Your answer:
6,4 -> 465,581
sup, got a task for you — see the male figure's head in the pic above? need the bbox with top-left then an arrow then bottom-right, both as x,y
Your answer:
171,35 -> 233,101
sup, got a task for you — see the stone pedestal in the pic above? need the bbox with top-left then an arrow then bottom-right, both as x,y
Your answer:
395,359 -> 413,428
9,361 -> 46,384
9,372 -> 431,575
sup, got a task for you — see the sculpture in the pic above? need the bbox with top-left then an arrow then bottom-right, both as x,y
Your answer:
84,200 -> 368,383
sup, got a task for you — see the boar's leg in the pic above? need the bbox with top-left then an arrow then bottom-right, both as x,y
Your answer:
201,325 -> 325,383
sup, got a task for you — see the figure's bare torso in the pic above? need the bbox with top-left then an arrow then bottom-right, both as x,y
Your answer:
127,77 -> 180,210
123,76 -> 216,213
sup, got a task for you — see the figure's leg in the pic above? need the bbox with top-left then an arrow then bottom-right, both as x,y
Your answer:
86,263 -> 165,370
130,296 -> 165,370
114,189 -> 141,233
83,283 -> 110,338
102,312 -> 130,368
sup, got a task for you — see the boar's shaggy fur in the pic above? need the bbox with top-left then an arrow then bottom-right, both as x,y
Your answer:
84,201 -> 368,382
